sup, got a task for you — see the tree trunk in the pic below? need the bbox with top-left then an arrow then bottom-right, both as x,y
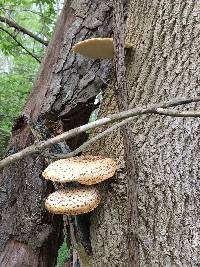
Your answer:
1,0 -> 199,266
88,0 -> 199,266
0,0 -> 116,266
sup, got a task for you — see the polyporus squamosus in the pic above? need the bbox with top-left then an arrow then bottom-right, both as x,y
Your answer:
72,37 -> 132,59
45,186 -> 101,215
42,155 -> 117,185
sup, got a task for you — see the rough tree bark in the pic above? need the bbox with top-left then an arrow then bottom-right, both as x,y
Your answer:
1,0 -> 199,266
0,0 -> 117,266
88,0 -> 199,266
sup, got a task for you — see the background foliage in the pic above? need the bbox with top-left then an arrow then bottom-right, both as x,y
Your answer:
0,0 -> 63,157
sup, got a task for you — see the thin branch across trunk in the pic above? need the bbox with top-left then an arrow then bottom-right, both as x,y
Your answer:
1,95 -> 199,169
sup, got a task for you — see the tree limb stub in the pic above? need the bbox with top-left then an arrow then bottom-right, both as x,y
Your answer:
0,96 -> 200,170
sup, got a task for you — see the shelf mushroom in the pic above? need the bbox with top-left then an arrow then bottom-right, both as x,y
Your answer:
72,37 -> 132,59
45,187 -> 101,215
42,155 -> 117,185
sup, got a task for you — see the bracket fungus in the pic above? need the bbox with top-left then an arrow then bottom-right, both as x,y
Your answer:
45,187 -> 101,215
72,37 -> 132,59
42,155 -> 117,185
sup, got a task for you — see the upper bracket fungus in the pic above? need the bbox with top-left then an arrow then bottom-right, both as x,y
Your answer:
72,37 -> 132,59
45,187 -> 101,215
42,155 -> 117,185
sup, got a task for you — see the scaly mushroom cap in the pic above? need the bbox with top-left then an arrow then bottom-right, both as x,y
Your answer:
45,187 -> 101,215
72,38 -> 132,59
42,155 -> 117,185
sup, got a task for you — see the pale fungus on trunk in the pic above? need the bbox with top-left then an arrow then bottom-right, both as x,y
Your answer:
43,36 -> 122,218
45,187 -> 101,215
42,155 -> 117,185
43,155 -> 117,215
72,38 -> 132,59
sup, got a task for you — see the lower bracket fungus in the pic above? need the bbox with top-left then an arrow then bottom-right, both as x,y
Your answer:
45,187 -> 101,215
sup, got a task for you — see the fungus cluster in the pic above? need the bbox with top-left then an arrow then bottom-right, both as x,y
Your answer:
43,36 -> 130,215
43,156 -> 116,215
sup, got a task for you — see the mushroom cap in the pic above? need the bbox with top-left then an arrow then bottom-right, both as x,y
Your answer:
72,38 -> 132,59
42,155 -> 117,185
45,187 -> 101,215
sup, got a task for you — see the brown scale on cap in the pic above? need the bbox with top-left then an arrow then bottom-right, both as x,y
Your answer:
72,38 -> 132,59
42,155 -> 117,185
45,187 -> 101,215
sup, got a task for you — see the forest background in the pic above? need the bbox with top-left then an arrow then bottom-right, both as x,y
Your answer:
0,0 -> 64,157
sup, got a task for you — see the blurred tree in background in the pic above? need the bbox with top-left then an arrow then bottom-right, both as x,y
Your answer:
0,0 -> 63,157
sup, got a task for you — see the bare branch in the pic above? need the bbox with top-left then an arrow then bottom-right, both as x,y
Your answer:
0,26 -> 41,63
44,117 -> 134,159
0,96 -> 200,170
40,108 -> 200,160
0,15 -> 48,46
154,108 -> 200,117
